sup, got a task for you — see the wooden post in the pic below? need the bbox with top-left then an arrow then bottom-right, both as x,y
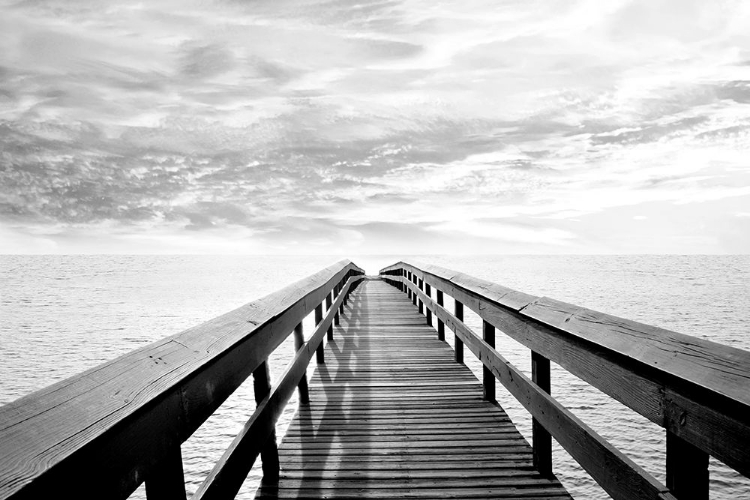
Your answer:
293,322 -> 310,404
666,431 -> 709,499
407,271 -> 412,300
483,321 -> 495,402
253,361 -> 279,480
532,351 -> 552,478
436,290 -> 445,341
145,445 -> 187,500
333,285 -> 341,326
425,283 -> 432,326
454,301 -> 464,363
326,292 -> 334,340
412,274 -> 417,306
338,281 -> 345,316
418,279 -> 424,315
315,304 -> 324,364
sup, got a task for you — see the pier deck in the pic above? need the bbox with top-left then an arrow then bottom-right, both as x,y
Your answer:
256,279 -> 571,499
5,260 -> 745,499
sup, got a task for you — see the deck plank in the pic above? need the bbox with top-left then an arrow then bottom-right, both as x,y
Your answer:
256,279 -> 571,500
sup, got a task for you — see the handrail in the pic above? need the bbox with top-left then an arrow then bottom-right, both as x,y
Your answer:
380,261 -> 750,500
0,260 -> 365,500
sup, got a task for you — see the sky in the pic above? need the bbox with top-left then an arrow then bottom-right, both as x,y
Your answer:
1,0 -> 749,255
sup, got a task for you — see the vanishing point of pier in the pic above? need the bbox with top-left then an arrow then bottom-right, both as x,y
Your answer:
0,260 -> 748,499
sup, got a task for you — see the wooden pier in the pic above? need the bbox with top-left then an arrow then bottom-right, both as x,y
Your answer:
255,279 -> 570,499
0,260 -> 749,500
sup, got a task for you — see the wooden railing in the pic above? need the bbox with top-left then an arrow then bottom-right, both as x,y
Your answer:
380,261 -> 750,500
0,260 -> 365,500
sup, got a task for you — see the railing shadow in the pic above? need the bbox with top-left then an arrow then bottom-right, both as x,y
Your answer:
256,280 -> 375,498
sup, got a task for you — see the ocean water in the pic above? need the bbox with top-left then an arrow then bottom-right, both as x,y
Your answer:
1,255 -> 749,499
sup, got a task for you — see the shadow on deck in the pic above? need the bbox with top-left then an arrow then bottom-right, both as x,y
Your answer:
256,280 -> 571,499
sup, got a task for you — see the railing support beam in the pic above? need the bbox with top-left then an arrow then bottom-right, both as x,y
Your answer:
532,351 -> 553,479
326,292 -> 334,339
418,279 -> 424,315
436,290 -> 445,341
333,285 -> 340,325
425,283 -> 432,326
145,445 -> 187,500
315,304 -> 324,364
667,432 -> 709,500
454,301 -> 464,363
253,361 -> 279,480
337,281 -> 345,317
293,322 -> 310,404
483,321 -> 495,403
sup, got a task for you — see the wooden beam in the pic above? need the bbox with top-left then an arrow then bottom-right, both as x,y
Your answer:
326,293 -> 334,340
454,301 -> 464,364
666,431 -> 708,499
145,445 -> 186,500
253,362 -> 279,480
483,321 -> 495,403
192,275 -> 359,500
337,281 -> 345,317
408,283 -> 677,500
293,322 -> 309,404
436,290 -> 445,341
532,351 -> 552,478
381,262 -> 750,479
425,283 -> 433,326
0,261 -> 364,500
315,304 -> 324,364
418,279 -> 424,315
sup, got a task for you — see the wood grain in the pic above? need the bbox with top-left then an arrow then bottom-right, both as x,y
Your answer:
0,261 -> 364,500
404,280 -> 677,500
382,262 -> 750,480
256,280 -> 571,500
194,275 -> 361,500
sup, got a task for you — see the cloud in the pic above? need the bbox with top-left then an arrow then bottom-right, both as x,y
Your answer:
178,43 -> 237,79
1,0 -> 750,254
429,219 -> 577,246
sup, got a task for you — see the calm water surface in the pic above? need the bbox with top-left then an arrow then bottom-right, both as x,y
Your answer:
1,255 -> 749,499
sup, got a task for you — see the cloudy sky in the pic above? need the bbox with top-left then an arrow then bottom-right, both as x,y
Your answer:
1,0 -> 749,254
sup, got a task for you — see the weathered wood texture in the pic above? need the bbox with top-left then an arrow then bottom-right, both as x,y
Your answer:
531,351 -> 552,479
0,260 -> 364,500
380,262 -> 750,482
256,279 -> 571,500
144,445 -> 187,500
397,277 -> 676,500
193,272 -> 362,500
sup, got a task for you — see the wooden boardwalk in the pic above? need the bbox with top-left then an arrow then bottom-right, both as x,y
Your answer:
256,279 -> 571,499
3,261 -> 746,500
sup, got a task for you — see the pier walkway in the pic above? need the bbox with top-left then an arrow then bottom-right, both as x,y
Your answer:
1,259 -> 748,500
256,280 -> 571,499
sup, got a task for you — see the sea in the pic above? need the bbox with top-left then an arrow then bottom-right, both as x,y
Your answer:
1,255 -> 749,499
